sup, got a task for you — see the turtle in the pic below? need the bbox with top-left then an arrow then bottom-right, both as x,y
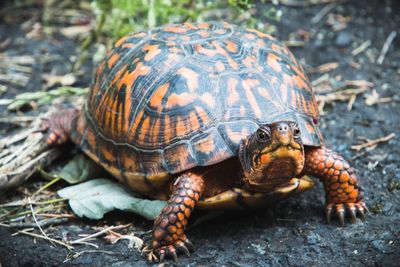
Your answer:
41,22 -> 367,261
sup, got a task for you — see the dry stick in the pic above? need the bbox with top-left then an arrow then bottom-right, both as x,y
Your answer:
7,217 -> 70,229
307,62 -> 339,74
0,128 -> 35,149
16,230 -> 74,250
351,133 -> 396,151
377,31 -> 397,65
351,40 -> 371,56
311,1 -> 342,24
347,94 -> 357,111
278,0 -> 338,7
70,224 -> 131,245
28,197 -> 56,247
0,116 -> 36,124
33,177 -> 61,196
1,203 -> 66,222
36,213 -> 75,218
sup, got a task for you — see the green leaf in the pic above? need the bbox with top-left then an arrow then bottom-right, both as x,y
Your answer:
57,178 -> 167,220
53,153 -> 103,184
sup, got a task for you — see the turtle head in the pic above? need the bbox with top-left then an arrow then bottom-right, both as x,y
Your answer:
239,121 -> 305,192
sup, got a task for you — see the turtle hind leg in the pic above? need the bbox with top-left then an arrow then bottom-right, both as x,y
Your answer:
40,108 -> 79,145
152,172 -> 204,262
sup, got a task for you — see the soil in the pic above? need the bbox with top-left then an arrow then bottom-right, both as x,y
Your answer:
1,0 -> 399,266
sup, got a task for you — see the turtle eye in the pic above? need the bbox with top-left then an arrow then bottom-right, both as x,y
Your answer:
256,129 -> 270,143
293,126 -> 301,137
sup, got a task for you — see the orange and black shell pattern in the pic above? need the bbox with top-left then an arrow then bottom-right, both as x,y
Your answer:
71,21 -> 322,191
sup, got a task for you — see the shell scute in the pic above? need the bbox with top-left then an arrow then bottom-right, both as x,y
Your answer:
163,142 -> 197,173
191,128 -> 234,166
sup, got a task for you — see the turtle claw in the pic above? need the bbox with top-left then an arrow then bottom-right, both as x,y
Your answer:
159,250 -> 165,263
336,205 -> 345,227
177,241 -> 191,257
155,240 -> 193,262
348,205 -> 357,223
171,249 -> 178,262
157,245 -> 177,262
325,201 -> 367,226
325,203 -> 333,224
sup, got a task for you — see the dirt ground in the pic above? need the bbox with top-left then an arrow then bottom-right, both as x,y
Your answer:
0,0 -> 399,266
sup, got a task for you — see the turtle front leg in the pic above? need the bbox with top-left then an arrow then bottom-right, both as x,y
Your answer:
303,146 -> 367,226
40,108 -> 79,145
152,172 -> 204,261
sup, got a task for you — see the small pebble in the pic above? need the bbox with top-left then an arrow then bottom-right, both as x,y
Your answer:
335,31 -> 353,47
306,232 -> 321,245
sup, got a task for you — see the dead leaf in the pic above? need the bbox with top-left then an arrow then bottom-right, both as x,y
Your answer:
103,230 -> 144,251
26,22 -> 46,40
103,231 -> 121,244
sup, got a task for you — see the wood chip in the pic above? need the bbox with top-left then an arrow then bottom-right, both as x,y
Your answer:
308,62 -> 339,74
364,89 -> 393,106
325,13 -> 349,31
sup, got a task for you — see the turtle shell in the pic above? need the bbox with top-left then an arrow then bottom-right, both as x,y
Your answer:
71,21 -> 322,196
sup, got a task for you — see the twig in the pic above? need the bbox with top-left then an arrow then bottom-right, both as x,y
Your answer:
315,80 -> 373,114
70,241 -> 99,248
36,213 -> 75,218
0,203 -> 66,221
377,31 -> 397,65
307,62 -> 339,74
33,177 -> 61,196
284,40 -> 305,47
16,229 -> 74,250
351,150 -> 367,161
364,89 -> 393,106
347,94 -> 356,111
311,1 -> 342,24
351,40 -> 371,56
28,197 -> 56,246
0,116 -> 36,124
70,224 -> 131,245
351,133 -> 396,151
63,250 -> 117,262
277,0 -> 339,7
0,198 -> 64,208
8,217 -> 70,229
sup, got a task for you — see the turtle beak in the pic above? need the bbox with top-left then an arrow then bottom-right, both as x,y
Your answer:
272,122 -> 291,145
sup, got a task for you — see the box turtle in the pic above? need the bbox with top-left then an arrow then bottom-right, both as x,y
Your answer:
41,22 -> 367,261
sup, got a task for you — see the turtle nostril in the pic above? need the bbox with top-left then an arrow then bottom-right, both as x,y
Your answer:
278,125 -> 288,132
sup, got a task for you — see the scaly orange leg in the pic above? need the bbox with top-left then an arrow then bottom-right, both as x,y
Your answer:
303,146 -> 367,226
152,172 -> 204,261
40,108 -> 79,145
